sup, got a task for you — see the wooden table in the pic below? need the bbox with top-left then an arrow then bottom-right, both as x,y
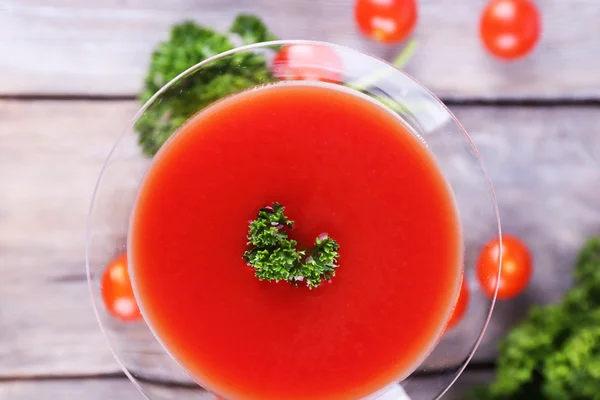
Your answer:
2,0 -> 600,398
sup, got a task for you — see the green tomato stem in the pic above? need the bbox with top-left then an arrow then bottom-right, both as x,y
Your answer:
345,39 -> 418,92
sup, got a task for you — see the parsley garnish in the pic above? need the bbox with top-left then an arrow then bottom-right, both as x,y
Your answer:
243,203 -> 340,289
135,15 -> 277,157
468,237 -> 600,400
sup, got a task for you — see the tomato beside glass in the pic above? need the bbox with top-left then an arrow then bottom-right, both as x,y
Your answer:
272,44 -> 343,83
101,253 -> 142,322
480,0 -> 541,60
477,235 -> 533,300
446,274 -> 470,330
354,0 -> 417,44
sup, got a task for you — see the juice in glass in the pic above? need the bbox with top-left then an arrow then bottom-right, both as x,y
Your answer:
130,82 -> 463,400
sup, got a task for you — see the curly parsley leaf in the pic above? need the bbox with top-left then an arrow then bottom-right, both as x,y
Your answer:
230,14 -> 277,45
543,321 -> 600,400
470,237 -> 600,399
243,203 -> 340,289
135,16 -> 277,157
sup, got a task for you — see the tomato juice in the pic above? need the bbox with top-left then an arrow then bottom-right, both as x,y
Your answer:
130,82 -> 463,399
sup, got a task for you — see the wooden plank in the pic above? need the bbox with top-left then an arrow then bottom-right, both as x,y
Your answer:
1,100 -> 599,378
0,100 -> 141,377
405,370 -> 494,399
2,0 -> 600,99
0,378 -> 205,400
0,371 -> 493,399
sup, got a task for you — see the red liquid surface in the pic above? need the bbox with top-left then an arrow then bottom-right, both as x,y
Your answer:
130,83 -> 462,400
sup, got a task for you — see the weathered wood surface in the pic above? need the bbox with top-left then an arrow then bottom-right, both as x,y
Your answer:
0,371 -> 493,399
0,100 -> 140,377
2,0 -> 600,99
0,377 -> 209,400
1,99 -> 599,382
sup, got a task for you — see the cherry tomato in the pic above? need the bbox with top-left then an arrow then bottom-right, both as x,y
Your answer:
354,0 -> 417,44
272,44 -> 343,83
480,0 -> 541,60
477,235 -> 532,300
446,275 -> 469,330
101,253 -> 142,322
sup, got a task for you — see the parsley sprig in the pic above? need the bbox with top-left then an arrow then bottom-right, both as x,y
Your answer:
243,203 -> 340,289
135,15 -> 277,157
468,237 -> 600,400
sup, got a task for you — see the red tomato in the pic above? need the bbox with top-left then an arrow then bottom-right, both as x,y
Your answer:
477,235 -> 532,300
272,44 -> 343,83
446,274 -> 469,330
354,0 -> 417,44
101,253 -> 142,322
480,0 -> 541,60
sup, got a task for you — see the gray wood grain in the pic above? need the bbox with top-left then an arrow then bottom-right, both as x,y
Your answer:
1,100 -> 599,379
0,371 -> 493,399
2,0 -> 600,99
0,378 -> 204,400
0,100 -> 141,377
